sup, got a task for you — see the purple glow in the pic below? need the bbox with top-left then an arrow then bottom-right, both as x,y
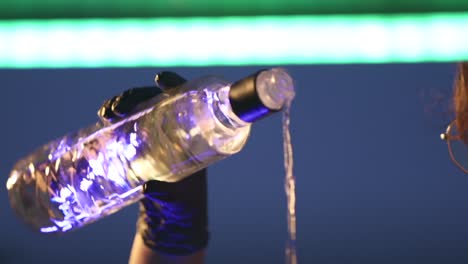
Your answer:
106,162 -> 126,186
79,178 -> 93,191
62,224 -> 72,232
123,145 -> 137,160
36,125 -> 148,232
130,132 -> 139,147
40,226 -> 58,233
89,157 -> 105,177
51,186 -> 73,203
52,218 -> 73,229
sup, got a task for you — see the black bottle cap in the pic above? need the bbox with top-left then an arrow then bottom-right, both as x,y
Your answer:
228,70 -> 278,123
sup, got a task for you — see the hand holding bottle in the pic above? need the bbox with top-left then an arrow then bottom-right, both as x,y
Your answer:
98,71 -> 209,257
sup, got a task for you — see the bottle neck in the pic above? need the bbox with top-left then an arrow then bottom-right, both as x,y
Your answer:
228,71 -> 275,123
205,68 -> 295,128
212,85 -> 251,129
228,68 -> 295,123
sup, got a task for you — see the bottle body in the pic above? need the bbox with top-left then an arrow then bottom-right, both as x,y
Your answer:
7,76 -> 251,233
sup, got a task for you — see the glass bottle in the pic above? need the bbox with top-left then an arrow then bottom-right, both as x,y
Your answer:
6,68 -> 295,233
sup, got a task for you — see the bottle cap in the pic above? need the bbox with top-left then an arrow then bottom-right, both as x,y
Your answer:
229,68 -> 295,122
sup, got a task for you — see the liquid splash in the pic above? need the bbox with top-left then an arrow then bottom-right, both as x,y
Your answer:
283,101 -> 297,264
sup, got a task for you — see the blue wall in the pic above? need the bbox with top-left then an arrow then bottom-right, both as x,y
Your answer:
1,64 -> 467,264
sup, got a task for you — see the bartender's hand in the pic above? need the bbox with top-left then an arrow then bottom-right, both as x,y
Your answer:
98,72 -> 208,262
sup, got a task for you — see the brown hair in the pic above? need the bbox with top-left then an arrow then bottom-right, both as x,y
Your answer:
454,63 -> 468,143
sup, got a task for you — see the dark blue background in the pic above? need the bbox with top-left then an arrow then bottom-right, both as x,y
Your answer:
1,64 -> 467,264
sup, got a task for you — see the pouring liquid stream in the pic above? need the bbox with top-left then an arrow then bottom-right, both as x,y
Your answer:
283,101 -> 297,264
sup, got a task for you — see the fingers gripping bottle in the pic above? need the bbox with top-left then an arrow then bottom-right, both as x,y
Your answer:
6,68 -> 295,234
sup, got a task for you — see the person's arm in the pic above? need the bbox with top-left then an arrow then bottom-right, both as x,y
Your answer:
130,169 -> 209,264
98,72 -> 209,264
129,234 -> 205,264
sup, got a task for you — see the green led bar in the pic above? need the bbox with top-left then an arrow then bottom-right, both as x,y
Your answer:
1,13 -> 468,68
1,0 -> 467,19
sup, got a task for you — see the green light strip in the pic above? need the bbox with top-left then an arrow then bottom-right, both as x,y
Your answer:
0,0 -> 467,19
1,14 -> 468,68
